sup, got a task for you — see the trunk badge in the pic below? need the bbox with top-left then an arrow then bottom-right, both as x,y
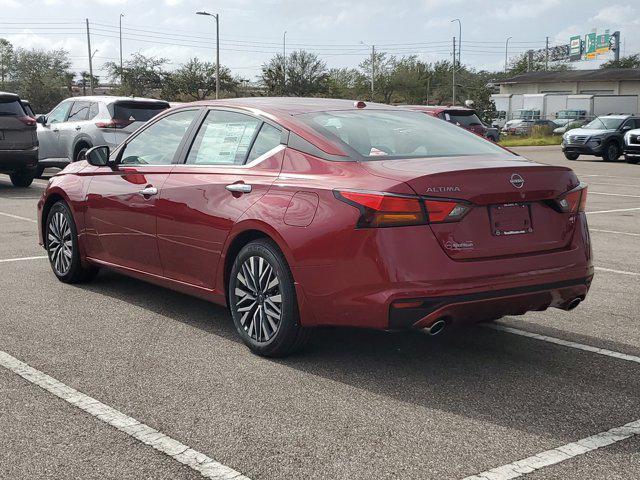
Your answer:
510,173 -> 524,189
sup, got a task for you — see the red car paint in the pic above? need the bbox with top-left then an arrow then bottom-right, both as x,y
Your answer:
37,98 -> 593,331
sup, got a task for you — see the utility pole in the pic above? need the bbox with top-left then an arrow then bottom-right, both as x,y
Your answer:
452,36 -> 456,105
451,18 -> 461,66
527,50 -> 533,72
545,36 -> 549,71
86,18 -> 94,95
119,14 -> 124,84
504,36 -> 512,73
196,11 -> 220,99
283,31 -> 286,95
370,45 -> 375,99
426,76 -> 430,105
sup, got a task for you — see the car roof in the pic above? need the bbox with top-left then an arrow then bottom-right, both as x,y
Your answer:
64,95 -> 170,105
403,105 -> 473,114
0,91 -> 20,101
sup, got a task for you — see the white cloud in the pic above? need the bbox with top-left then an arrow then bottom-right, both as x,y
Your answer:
491,0 -> 560,20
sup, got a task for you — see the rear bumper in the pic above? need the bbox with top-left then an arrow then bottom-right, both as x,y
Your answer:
0,147 -> 39,172
388,277 -> 591,329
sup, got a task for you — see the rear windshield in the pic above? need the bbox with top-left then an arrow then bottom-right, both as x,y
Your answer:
22,103 -> 35,117
0,99 -> 25,116
440,111 -> 482,128
298,110 -> 509,160
111,101 -> 169,122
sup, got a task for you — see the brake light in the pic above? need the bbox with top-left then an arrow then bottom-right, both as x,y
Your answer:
95,119 -> 133,129
555,184 -> 587,213
334,190 -> 426,227
17,116 -> 36,126
334,190 -> 471,228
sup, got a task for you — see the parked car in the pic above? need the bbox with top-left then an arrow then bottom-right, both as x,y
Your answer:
21,100 -> 36,118
38,98 -> 593,357
501,109 -> 541,135
507,119 -> 559,136
554,109 -> 587,128
0,91 -> 39,187
623,128 -> 640,164
561,115 -> 640,161
36,96 -> 170,177
406,105 -> 500,142
553,119 -> 587,135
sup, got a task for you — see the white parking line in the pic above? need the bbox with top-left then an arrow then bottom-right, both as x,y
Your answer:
590,182 -> 640,188
589,192 -> 640,198
581,174 -> 640,180
0,350 -> 251,480
0,211 -> 37,223
462,419 -> 640,480
586,207 -> 640,215
590,228 -> 640,237
595,266 -> 640,277
486,324 -> 640,365
0,256 -> 47,264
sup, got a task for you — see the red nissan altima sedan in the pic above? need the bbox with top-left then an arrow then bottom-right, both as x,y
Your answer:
37,98 -> 593,356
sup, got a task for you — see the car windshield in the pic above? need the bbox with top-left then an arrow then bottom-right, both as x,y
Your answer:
442,111 -> 482,127
298,110 -> 510,160
0,99 -> 26,116
111,101 -> 169,122
584,117 -> 624,130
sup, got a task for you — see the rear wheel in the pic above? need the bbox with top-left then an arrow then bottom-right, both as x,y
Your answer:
9,169 -> 35,187
229,238 -> 310,357
45,201 -> 99,283
563,152 -> 579,161
602,142 -> 621,162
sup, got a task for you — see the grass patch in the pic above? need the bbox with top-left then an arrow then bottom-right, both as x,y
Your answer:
499,135 -> 562,147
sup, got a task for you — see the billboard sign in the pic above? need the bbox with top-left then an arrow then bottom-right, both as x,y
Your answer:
569,35 -> 582,61
596,30 -> 611,54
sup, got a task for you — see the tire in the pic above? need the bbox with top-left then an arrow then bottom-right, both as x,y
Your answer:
45,201 -> 99,283
228,238 -> 311,357
564,152 -> 579,161
625,154 -> 640,164
75,145 -> 90,163
602,142 -> 621,162
9,169 -> 35,187
34,165 -> 45,179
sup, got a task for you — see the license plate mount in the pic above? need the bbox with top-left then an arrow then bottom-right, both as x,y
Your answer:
489,203 -> 533,236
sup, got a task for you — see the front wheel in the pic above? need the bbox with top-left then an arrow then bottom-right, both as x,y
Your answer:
229,238 -> 311,357
564,152 -> 579,161
9,169 -> 35,187
45,201 -> 99,283
602,142 -> 621,162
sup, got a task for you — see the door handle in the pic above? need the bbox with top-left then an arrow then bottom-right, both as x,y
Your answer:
225,183 -> 252,194
52,128 -> 59,133
138,186 -> 158,196
75,126 -> 82,131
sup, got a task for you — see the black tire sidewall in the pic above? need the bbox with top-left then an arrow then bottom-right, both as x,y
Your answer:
564,152 -> 579,161
229,239 -> 300,356
76,147 -> 90,163
46,201 -> 85,283
603,142 -> 619,162
10,170 -> 35,187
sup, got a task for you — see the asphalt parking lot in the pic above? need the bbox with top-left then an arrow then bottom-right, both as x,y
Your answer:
0,145 -> 638,480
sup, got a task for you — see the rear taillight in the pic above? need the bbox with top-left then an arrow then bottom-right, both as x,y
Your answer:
334,190 -> 471,228
555,184 -> 587,214
17,116 -> 36,126
95,119 -> 132,129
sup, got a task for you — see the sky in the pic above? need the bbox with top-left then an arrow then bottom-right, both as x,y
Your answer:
1,0 -> 638,82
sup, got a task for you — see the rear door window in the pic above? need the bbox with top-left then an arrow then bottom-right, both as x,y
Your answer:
111,101 -> 169,123
67,101 -> 91,122
0,99 -> 25,116
186,110 -> 261,165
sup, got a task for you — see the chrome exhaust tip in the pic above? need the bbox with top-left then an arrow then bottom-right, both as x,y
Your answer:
424,319 -> 447,336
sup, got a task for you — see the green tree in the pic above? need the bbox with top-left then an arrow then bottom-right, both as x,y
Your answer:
261,50 -> 329,96
326,67 -> 368,99
77,70 -> 100,95
0,39 -> 13,87
11,48 -> 72,112
162,58 -> 239,100
600,54 -> 640,69
105,53 -> 167,97
358,52 -> 398,103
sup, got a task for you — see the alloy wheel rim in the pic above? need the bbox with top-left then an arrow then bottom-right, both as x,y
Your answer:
235,256 -> 282,343
47,212 -> 73,276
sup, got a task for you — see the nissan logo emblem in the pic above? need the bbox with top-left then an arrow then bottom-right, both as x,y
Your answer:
510,173 -> 524,189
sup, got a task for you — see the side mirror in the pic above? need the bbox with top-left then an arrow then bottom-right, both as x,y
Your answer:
36,115 -> 47,125
86,145 -> 111,167
622,125 -> 632,131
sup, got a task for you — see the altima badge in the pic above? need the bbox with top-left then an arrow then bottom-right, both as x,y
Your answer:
510,173 -> 524,189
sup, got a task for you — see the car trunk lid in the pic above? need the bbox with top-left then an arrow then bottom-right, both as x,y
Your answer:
360,155 -> 580,260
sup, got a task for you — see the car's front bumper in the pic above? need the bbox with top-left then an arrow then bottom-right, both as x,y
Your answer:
624,144 -> 640,156
562,142 -> 604,155
0,147 -> 39,173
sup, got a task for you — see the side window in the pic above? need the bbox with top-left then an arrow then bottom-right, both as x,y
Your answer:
47,102 -> 72,124
120,110 -> 198,166
247,123 -> 282,163
87,102 -> 99,120
186,110 -> 260,165
67,101 -> 91,122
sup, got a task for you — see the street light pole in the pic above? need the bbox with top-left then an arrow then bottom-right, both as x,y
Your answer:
360,41 -> 374,99
505,36 -> 512,73
196,11 -> 220,99
451,18 -> 461,66
283,31 -> 287,95
119,13 -> 124,84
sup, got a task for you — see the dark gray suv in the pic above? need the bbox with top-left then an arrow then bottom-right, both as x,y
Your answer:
0,92 -> 39,187
561,115 -> 640,161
